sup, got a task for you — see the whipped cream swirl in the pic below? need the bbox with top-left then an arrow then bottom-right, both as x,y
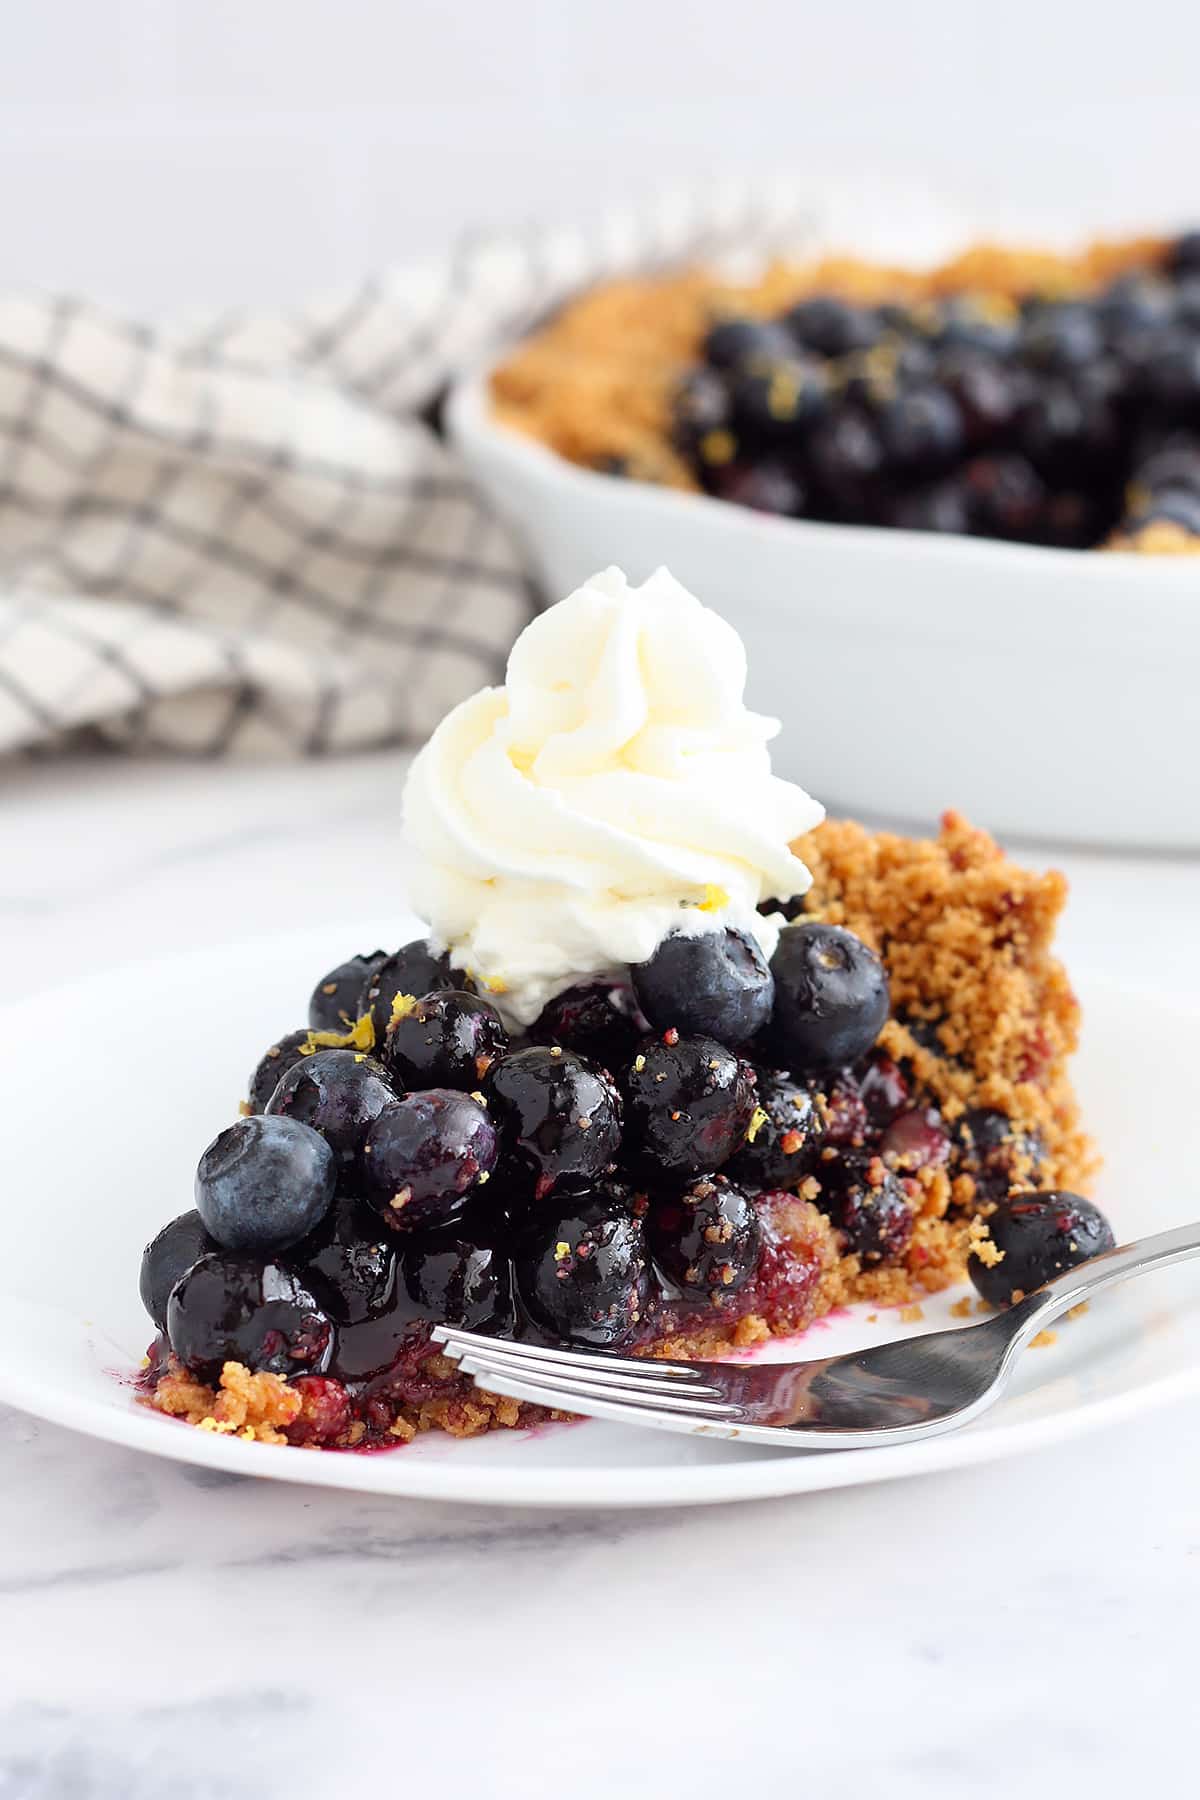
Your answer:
402,566 -> 825,1026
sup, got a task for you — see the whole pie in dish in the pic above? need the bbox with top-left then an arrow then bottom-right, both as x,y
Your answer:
491,229 -> 1200,554
138,568 -> 1108,1450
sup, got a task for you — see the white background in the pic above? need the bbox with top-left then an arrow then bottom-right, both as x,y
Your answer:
5,0 -> 1200,314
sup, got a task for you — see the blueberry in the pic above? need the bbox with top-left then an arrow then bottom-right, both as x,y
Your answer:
1142,335 -> 1200,420
671,367 -> 734,461
195,1115 -> 336,1252
1039,489 -> 1111,550
1168,230 -> 1200,277
247,1030 -> 310,1115
514,1187 -> 652,1348
167,1251 -> 334,1381
1131,434 -> 1200,497
728,356 -> 829,442
820,1073 -> 868,1148
1126,485 -> 1200,538
529,982 -> 645,1073
712,459 -> 809,517
647,1173 -> 761,1300
290,1195 -> 398,1325
963,454 -> 1045,541
632,926 -> 775,1044
954,1107 -> 1043,1201
1096,273 -> 1176,339
878,1105 -> 951,1171
941,353 -> 1028,448
857,1055 -> 910,1127
876,385 -> 965,472
804,406 -> 886,512
487,1046 -> 623,1199
888,477 -> 971,535
1018,377 -> 1120,481
402,1233 -> 516,1333
702,316 -> 795,371
817,1152 -> 913,1262
625,1033 -> 757,1174
382,989 -> 508,1091
968,1191 -> 1115,1307
931,296 -> 1019,358
766,922 -> 890,1073
727,1070 -> 822,1189
359,940 -> 473,1044
1019,302 -> 1104,372
139,1209 -> 216,1332
785,296 -> 884,358
265,1048 -> 399,1178
308,949 -> 387,1033
362,1090 -> 497,1233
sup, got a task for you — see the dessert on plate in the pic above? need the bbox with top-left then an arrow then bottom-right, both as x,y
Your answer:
492,229 -> 1200,553
138,568 -> 1109,1451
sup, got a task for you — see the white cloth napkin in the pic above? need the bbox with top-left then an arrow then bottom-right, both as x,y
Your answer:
0,192 -> 823,758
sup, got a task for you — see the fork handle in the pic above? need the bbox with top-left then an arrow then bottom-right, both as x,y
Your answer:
1009,1218 -> 1200,1342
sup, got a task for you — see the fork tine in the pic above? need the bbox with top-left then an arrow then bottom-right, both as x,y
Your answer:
452,1341 -> 725,1398
431,1324 -> 704,1381
458,1355 -> 738,1419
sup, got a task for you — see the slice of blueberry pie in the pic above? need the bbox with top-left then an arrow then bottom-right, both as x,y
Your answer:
139,567 -> 1107,1450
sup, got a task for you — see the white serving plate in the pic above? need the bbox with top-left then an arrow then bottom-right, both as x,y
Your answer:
0,919 -> 1198,1509
447,367 -> 1200,849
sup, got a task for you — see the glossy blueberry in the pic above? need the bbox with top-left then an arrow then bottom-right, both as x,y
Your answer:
941,353 -> 1029,448
727,1070 -> 823,1189
529,982 -> 645,1073
712,459 -> 809,517
625,1033 -> 757,1175
816,1153 -> 913,1262
876,385 -> 965,472
857,1055 -> 910,1127
931,295 -> 1019,357
308,949 -> 387,1033
702,315 -> 795,371
402,1233 -> 516,1334
671,367 -> 734,458
167,1252 -> 334,1380
1168,230 -> 1200,277
766,922 -> 890,1073
266,1049 -> 399,1177
963,454 -> 1045,541
139,1209 -> 216,1332
195,1114 -> 336,1252
487,1045 -> 622,1199
888,477 -> 971,535
290,1195 -> 398,1325
647,1173 -> 761,1300
359,939 -> 473,1044
514,1187 -> 652,1348
1096,273 -> 1176,339
1018,378 -> 1121,480
1018,302 -> 1104,372
632,926 -> 775,1044
728,356 -> 829,441
382,989 -> 508,1091
1132,434 -> 1200,496
878,1105 -> 951,1171
1142,335 -> 1200,419
784,296 -> 884,358
362,1089 -> 498,1233
953,1107 -> 1043,1201
968,1190 -> 1115,1307
804,406 -> 886,510
247,1030 -> 310,1115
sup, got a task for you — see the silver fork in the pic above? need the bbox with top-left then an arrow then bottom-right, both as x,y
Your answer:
433,1220 -> 1200,1451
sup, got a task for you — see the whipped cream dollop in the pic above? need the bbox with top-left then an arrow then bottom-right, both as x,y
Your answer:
402,566 -> 825,1026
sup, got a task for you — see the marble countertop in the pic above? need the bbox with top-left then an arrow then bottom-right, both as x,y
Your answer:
3,753 -> 1198,1799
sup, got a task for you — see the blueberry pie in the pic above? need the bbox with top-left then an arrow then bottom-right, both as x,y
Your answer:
140,568 -> 1104,1450
492,230 -> 1200,552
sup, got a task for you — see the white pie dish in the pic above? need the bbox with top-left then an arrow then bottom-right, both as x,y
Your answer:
447,365 -> 1200,850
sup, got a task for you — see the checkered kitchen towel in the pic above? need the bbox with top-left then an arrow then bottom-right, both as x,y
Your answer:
0,190 -> 821,759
